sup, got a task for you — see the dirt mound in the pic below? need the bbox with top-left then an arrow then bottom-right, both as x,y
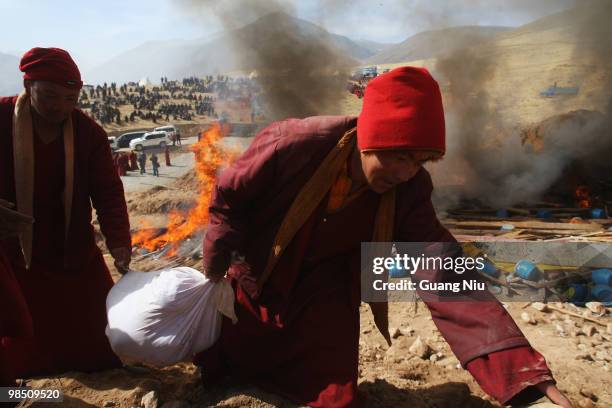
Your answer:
127,171 -> 199,215
127,185 -> 196,215
171,169 -> 200,191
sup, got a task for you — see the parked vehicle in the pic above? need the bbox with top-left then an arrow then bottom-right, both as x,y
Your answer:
154,125 -> 180,142
129,131 -> 172,151
116,131 -> 147,148
108,136 -> 117,150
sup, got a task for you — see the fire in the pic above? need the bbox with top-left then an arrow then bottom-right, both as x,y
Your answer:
132,123 -> 238,255
575,185 -> 591,208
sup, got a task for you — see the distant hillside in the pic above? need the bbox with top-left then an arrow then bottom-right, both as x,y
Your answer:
464,4 -> 612,125
87,12 -> 371,84
366,26 -> 510,64
353,39 -> 395,55
0,52 -> 21,96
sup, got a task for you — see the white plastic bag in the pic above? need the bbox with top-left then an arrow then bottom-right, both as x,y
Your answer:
105,267 -> 237,367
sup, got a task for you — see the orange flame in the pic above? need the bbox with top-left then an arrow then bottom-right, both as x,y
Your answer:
575,185 -> 591,208
132,123 -> 238,255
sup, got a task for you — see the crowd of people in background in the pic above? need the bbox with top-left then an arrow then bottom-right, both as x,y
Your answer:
78,76 -> 238,126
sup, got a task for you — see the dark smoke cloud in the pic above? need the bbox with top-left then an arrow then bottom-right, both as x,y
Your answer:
431,0 -> 612,208
176,0 -> 353,120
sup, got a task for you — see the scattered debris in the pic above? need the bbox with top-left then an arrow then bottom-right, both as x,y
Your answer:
408,336 -> 431,360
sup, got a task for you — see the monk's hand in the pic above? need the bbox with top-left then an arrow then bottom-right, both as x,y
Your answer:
0,199 -> 34,239
110,247 -> 132,275
203,267 -> 225,283
536,381 -> 574,408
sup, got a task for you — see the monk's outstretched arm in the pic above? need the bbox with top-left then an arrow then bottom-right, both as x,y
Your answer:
396,170 -> 553,405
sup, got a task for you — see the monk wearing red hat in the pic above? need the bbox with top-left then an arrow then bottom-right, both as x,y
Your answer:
195,67 -> 572,407
0,47 -> 131,383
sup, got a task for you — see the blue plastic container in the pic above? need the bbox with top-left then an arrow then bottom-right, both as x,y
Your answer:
592,285 -> 612,302
496,209 -> 509,218
389,265 -> 409,278
566,283 -> 590,303
514,260 -> 542,281
592,269 -> 612,286
536,209 -> 552,219
480,260 -> 500,277
590,208 -> 605,219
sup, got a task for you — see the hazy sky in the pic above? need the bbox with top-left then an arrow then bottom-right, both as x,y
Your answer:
0,0 -> 575,71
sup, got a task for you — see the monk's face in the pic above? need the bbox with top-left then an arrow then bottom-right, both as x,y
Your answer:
360,150 -> 435,193
25,80 -> 80,124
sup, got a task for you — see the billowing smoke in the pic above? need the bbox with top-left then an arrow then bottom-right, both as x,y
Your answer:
176,0 -> 353,120
431,0 -> 612,209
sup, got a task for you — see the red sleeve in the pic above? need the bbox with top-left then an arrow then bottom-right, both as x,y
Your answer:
397,170 -> 530,365
88,122 -> 131,250
467,346 -> 554,405
204,123 -> 280,275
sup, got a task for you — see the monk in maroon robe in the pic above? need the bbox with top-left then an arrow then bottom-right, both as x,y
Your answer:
129,151 -> 139,171
117,153 -> 129,176
195,68 -> 572,407
0,47 -> 132,383
165,145 -> 171,166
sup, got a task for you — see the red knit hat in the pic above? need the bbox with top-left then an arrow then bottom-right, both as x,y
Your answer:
19,47 -> 83,90
357,66 -> 445,154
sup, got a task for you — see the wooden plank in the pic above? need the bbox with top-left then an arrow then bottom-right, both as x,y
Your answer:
443,219 -> 603,231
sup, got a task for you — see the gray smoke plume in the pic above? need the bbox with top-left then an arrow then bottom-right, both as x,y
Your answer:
176,0 -> 353,120
431,0 -> 612,209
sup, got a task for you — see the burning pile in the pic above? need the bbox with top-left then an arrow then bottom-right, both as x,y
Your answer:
576,185 -> 592,208
131,124 -> 237,257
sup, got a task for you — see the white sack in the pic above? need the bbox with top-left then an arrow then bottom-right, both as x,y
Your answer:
105,267 -> 236,367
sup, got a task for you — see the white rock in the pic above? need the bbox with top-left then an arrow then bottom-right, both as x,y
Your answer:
555,324 -> 567,337
581,325 -> 597,337
593,350 -> 610,362
531,302 -> 548,312
521,312 -> 536,324
586,302 -> 606,316
408,336 -> 431,359
577,398 -> 595,408
141,391 -> 159,408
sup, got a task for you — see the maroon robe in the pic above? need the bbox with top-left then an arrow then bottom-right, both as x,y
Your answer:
195,116 -> 553,407
129,152 -> 138,171
165,147 -> 171,166
117,154 -> 129,176
0,246 -> 32,386
0,96 -> 131,379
